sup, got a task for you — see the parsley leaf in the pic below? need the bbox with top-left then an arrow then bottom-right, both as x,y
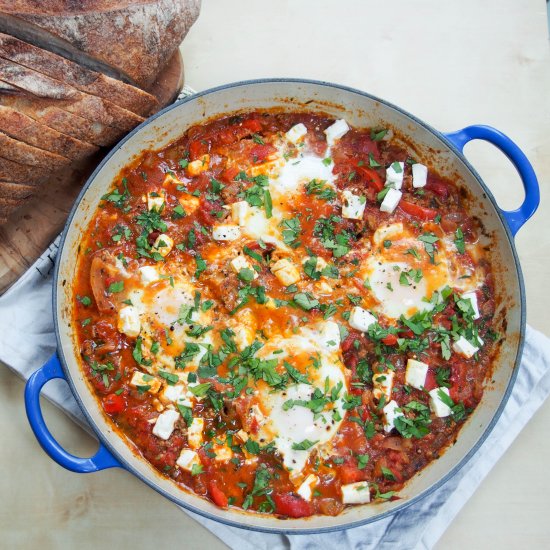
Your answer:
291,439 -> 319,451
195,254 -> 207,278
107,280 -> 124,293
280,216 -> 302,248
370,128 -> 388,141
293,292 -> 319,311
418,233 -> 439,264
305,179 -> 336,201
454,227 -> 465,254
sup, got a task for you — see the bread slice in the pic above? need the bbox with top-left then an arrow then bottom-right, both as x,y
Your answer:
0,58 -> 145,131
0,105 -> 98,160
0,131 -> 69,171
0,181 -> 35,199
0,1 -> 200,89
0,156 -> 50,184
0,93 -> 125,147
0,32 -> 158,116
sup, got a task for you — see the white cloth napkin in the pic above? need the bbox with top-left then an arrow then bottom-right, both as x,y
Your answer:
1,236 -> 550,550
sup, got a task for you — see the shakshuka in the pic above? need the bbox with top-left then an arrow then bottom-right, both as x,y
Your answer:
73,111 -> 498,518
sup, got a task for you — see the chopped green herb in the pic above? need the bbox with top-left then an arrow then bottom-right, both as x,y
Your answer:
191,463 -> 204,476
238,267 -> 256,282
357,454 -> 370,469
291,439 -> 319,451
195,254 -> 207,278
107,280 -> 124,293
370,128 -> 388,141
293,292 -> 320,311
77,295 -> 92,307
454,227 -> 465,254
418,233 -> 439,264
158,370 -> 179,385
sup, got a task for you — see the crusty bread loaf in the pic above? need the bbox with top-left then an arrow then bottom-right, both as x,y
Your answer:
0,131 -> 69,171
0,58 -> 145,131
0,0 -> 200,88
0,94 -> 126,147
0,32 -> 158,116
0,156 -> 50,184
0,105 -> 98,160
0,1 -> 200,224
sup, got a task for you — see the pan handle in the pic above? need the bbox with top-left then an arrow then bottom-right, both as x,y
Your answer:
444,125 -> 540,236
24,353 -> 121,473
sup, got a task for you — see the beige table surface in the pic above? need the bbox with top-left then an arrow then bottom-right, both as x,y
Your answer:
1,0 -> 549,548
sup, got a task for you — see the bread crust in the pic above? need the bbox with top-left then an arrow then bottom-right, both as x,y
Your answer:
0,57 -> 145,131
0,32 -> 158,115
0,104 -> 98,160
0,0 -> 200,88
0,93 -> 125,146
0,156 -> 49,184
0,130 -> 69,170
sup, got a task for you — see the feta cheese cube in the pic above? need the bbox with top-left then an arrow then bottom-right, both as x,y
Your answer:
270,258 -> 301,286
151,234 -> 174,257
349,306 -> 376,332
373,370 -> 395,402
160,383 -> 185,404
383,400 -> 403,433
212,224 -> 241,241
152,409 -> 180,440
412,163 -> 428,188
233,325 -> 255,351
314,280 -> 333,295
114,256 -> 130,277
373,222 -> 404,246
117,306 -> 141,338
230,255 -> 258,279
428,387 -> 452,418
177,395 -> 194,409
187,417 -> 204,449
342,190 -> 366,220
231,200 -> 249,226
235,429 -> 249,444
139,265 -> 159,284
341,481 -> 371,504
380,188 -> 402,214
462,291 -> 481,320
405,359 -> 429,390
163,172 -> 182,186
147,191 -> 165,212
297,474 -> 318,501
285,123 -> 308,144
186,154 -> 210,176
130,371 -> 161,394
212,444 -> 233,462
179,194 -> 200,215
324,119 -> 350,146
318,320 -> 340,350
176,449 -> 201,472
385,162 -> 405,189
452,335 -> 483,358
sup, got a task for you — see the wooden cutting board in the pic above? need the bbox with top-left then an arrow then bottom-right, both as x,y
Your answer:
0,51 -> 184,295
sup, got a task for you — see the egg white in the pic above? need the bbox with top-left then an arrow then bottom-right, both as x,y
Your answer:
245,326 -> 347,481
362,222 -> 484,320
